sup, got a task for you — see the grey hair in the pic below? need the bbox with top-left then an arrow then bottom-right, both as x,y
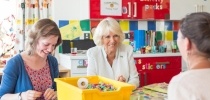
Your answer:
93,17 -> 125,46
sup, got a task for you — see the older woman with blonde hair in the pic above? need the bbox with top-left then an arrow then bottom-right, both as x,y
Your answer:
87,17 -> 139,88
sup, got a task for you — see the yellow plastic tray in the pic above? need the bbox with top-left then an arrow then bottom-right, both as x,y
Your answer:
54,76 -> 135,100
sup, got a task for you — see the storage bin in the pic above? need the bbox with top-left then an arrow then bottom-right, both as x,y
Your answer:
54,76 -> 135,100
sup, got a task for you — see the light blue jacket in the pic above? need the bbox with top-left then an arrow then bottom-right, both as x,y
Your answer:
0,54 -> 59,97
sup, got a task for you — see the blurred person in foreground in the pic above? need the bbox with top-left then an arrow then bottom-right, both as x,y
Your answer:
86,17 -> 139,88
168,12 -> 210,100
0,18 -> 62,100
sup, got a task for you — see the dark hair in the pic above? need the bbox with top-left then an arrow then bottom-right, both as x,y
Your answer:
180,12 -> 210,56
26,18 -> 62,55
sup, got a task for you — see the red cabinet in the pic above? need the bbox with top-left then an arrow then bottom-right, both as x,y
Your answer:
135,56 -> 181,87
90,0 -> 170,19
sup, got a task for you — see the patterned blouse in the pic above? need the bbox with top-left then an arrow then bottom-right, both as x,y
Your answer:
25,61 -> 52,100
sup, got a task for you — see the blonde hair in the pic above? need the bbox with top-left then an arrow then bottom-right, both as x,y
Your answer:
93,17 -> 125,46
25,18 -> 62,55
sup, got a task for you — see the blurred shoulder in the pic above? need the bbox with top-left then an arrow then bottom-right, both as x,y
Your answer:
87,46 -> 102,55
47,54 -> 57,61
4,54 -> 22,72
119,44 -> 133,52
7,54 -> 22,64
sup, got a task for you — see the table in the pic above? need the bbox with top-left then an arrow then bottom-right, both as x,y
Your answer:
58,65 -> 71,77
130,83 -> 168,100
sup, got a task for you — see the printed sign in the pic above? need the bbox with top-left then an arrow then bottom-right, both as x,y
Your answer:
139,0 -> 170,19
100,0 -> 122,16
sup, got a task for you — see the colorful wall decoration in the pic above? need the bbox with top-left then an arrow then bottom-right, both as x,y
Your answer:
59,19 -> 179,40
59,20 -> 90,40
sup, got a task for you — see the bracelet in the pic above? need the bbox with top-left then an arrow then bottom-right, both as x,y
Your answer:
18,92 -> 22,100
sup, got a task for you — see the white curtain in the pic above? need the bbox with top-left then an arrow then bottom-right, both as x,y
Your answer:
0,15 -> 16,59
16,0 -> 52,51
0,0 -> 16,63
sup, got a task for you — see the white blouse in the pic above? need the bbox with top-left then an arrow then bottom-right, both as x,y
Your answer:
87,44 -> 139,88
168,69 -> 210,100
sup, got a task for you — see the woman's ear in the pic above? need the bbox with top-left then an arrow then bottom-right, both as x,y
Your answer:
184,37 -> 191,51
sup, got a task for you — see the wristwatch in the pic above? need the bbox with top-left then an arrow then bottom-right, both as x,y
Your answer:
18,92 -> 22,100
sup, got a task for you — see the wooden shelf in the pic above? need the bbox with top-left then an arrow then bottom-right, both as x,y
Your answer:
58,65 -> 71,77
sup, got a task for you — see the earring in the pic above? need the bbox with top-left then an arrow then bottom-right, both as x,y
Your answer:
186,51 -> 191,69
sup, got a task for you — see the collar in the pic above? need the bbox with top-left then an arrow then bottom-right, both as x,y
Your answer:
101,46 -> 119,59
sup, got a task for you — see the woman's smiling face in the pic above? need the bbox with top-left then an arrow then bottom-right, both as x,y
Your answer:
36,35 -> 58,58
102,31 -> 120,54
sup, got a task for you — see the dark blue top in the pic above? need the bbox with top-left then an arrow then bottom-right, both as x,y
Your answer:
0,54 -> 59,97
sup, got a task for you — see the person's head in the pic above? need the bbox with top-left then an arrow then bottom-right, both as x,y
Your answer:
177,12 -> 210,62
26,18 -> 62,57
93,17 -> 125,52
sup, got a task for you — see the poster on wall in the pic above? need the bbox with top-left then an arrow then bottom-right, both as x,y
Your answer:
59,20 -> 83,40
100,0 -> 122,16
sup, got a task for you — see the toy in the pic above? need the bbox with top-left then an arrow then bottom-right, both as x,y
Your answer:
86,81 -> 116,92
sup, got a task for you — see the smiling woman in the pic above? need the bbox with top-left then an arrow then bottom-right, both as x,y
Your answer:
0,18 -> 62,100
87,17 -> 139,88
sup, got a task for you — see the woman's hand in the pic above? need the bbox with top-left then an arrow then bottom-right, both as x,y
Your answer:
22,90 -> 42,100
43,88 -> 57,100
117,75 -> 126,82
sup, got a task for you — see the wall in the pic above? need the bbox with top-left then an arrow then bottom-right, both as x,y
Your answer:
52,0 -> 89,24
52,0 -> 90,62
58,19 -> 179,50
52,1 -> 180,64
